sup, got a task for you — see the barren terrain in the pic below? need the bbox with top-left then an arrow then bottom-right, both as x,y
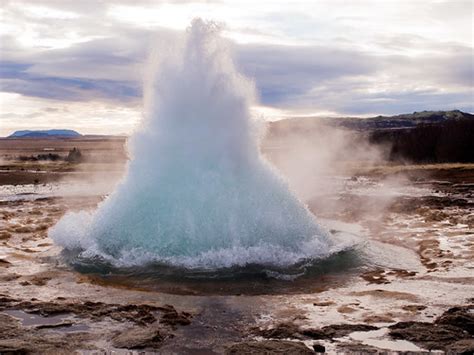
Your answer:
0,137 -> 473,354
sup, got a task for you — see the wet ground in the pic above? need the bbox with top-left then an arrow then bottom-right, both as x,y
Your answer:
0,160 -> 473,353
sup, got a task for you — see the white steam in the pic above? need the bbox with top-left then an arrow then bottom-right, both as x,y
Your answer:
50,19 -> 334,269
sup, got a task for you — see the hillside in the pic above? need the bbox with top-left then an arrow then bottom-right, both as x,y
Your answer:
335,110 -> 474,131
268,110 -> 474,134
267,110 -> 474,163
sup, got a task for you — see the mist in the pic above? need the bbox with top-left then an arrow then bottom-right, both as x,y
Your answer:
49,19 -> 340,269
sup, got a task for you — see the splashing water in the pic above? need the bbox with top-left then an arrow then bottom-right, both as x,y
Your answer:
50,19 -> 335,269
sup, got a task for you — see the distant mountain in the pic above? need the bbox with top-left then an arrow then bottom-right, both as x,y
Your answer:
269,110 -> 474,133
8,129 -> 82,138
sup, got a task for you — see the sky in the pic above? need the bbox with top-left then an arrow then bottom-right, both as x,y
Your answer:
0,0 -> 473,136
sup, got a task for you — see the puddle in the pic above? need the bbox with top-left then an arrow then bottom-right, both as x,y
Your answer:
4,309 -> 67,326
53,323 -> 90,333
349,328 -> 424,352
3,309 -> 90,332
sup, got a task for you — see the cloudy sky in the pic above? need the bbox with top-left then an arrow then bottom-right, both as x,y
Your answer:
0,0 -> 472,135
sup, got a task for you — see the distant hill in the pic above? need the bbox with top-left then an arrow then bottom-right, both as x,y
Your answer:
267,110 -> 474,163
334,110 -> 474,131
8,129 -> 82,138
268,110 -> 474,133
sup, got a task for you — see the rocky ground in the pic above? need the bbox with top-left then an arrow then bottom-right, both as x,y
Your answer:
0,157 -> 473,354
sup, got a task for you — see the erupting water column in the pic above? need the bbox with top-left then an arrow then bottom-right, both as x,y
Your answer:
50,19 -> 332,269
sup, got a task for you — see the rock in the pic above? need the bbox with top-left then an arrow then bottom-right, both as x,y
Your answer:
0,274 -> 20,282
111,325 -> 165,349
435,305 -> 474,335
299,328 -> 327,340
257,322 -> 304,339
0,295 -> 17,309
107,304 -> 158,325
337,305 -> 357,313
0,314 -> 21,336
256,322 -> 379,341
226,340 -> 314,354
159,309 -> 192,327
363,314 -> 395,323
0,316 -> 28,354
0,231 -> 12,240
29,275 -> 51,286
312,301 -> 335,307
1,299 -> 192,332
312,343 -> 325,353
319,324 -> 378,338
445,339 -> 474,354
388,304 -> 474,351
0,259 -> 11,267
401,304 -> 427,312
23,302 -> 73,316
0,339 -> 28,354
388,321 -> 468,350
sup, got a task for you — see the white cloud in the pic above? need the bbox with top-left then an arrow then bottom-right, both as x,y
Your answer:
0,0 -> 472,134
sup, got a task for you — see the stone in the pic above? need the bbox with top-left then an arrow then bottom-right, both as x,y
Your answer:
312,343 -> 326,353
445,339 -> 474,354
226,340 -> 314,354
111,325 -> 165,349
388,321 -> 467,350
435,305 -> 474,335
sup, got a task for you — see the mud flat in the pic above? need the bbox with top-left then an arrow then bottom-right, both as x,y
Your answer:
0,142 -> 473,353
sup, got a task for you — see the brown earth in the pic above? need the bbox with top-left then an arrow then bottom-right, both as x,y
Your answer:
0,138 -> 473,353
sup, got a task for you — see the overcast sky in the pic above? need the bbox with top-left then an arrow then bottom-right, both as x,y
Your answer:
0,0 -> 473,135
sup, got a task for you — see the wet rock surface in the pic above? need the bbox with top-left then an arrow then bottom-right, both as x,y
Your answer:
0,296 -> 193,352
226,340 -> 314,354
252,305 -> 474,353
388,304 -> 474,351
255,322 -> 379,340
0,312 -> 96,354
435,304 -> 474,334
445,339 -> 474,354
0,296 -> 192,327
111,325 -> 168,349
1,164 -> 474,353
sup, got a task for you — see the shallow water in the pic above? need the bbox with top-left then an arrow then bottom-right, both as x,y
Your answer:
61,244 -> 363,295
3,310 -> 90,332
349,328 -> 424,352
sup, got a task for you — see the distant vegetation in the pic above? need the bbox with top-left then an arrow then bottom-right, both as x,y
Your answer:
370,118 -> 474,163
65,147 -> 83,163
267,110 -> 474,164
17,148 -> 83,164
18,153 -> 61,162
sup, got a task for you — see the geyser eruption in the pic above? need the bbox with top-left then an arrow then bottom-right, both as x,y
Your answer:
50,19 -> 333,269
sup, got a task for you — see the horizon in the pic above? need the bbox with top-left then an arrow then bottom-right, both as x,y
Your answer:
1,0 -> 473,136
3,108 -> 474,138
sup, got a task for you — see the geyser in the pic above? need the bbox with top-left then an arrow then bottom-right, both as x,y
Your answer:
50,19 -> 333,269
